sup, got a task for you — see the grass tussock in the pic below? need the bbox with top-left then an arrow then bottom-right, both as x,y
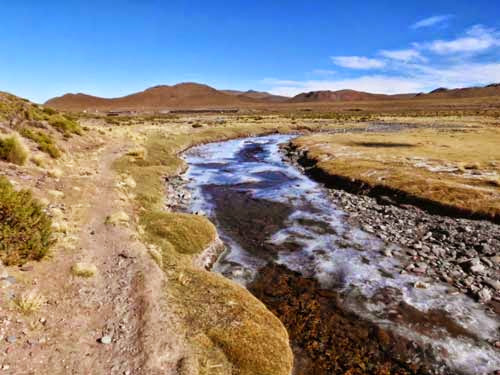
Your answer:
142,211 -> 216,255
167,268 -> 293,375
0,176 -> 54,265
14,290 -> 45,314
0,135 -> 29,165
71,262 -> 97,278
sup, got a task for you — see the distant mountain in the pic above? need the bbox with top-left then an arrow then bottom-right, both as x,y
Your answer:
416,84 -> 500,99
222,89 -> 289,102
288,89 -> 390,103
45,82 -> 500,112
45,83 -> 255,112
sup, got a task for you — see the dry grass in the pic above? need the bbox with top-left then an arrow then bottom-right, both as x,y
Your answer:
110,119 -> 315,374
71,262 -> 97,278
14,290 -> 45,314
292,125 -> 500,219
0,135 -> 29,165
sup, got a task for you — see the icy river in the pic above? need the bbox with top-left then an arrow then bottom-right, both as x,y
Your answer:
183,134 -> 499,375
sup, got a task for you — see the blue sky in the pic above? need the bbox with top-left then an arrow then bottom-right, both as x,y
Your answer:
1,1 -> 499,102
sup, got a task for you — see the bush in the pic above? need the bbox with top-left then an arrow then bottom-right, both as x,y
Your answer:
20,128 -> 61,158
0,176 -> 54,265
48,115 -> 82,135
0,135 -> 29,165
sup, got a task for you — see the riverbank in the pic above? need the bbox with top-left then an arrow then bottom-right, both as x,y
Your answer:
284,129 -> 500,308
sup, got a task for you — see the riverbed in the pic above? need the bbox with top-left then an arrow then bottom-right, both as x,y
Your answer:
183,134 -> 499,375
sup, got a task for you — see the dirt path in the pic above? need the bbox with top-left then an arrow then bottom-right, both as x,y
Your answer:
0,133 -> 187,374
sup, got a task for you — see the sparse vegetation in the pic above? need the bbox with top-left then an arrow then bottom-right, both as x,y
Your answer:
71,262 -> 97,277
0,176 -> 54,265
20,128 -> 61,158
14,290 -> 45,314
0,135 -> 29,165
48,114 -> 82,136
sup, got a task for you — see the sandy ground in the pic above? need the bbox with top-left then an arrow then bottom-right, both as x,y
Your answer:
0,129 -> 187,374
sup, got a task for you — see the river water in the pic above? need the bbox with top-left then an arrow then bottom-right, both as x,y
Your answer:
184,134 -> 499,375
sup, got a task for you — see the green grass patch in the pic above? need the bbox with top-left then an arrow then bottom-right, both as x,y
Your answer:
0,176 -> 54,265
20,128 -> 61,158
0,135 -> 29,165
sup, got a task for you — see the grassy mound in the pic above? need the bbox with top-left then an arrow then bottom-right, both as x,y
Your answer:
0,176 -> 54,265
142,211 -> 216,255
0,135 -> 29,165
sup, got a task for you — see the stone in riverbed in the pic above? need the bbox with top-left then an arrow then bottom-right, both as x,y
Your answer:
483,278 -> 500,291
478,288 -> 492,303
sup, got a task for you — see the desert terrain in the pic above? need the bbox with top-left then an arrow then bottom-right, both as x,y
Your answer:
0,84 -> 499,375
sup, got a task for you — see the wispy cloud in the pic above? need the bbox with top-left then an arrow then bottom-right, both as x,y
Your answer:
425,25 -> 500,54
311,69 -> 336,76
265,23 -> 500,96
411,15 -> 453,29
379,48 -> 426,62
331,56 -> 385,69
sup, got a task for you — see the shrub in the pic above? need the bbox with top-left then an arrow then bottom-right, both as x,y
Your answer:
0,176 -> 54,265
0,135 -> 29,165
20,128 -> 61,158
48,115 -> 82,135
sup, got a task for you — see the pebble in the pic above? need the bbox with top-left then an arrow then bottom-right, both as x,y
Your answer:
99,335 -> 112,345
6,336 -> 16,344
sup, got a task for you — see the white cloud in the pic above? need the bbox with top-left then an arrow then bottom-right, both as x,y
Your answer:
379,49 -> 426,62
265,23 -> 500,97
411,15 -> 452,29
331,56 -> 385,69
265,62 -> 500,97
426,25 -> 500,54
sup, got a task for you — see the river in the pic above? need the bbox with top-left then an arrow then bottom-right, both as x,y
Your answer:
183,134 -> 499,375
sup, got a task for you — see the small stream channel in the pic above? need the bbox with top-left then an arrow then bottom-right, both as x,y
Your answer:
183,134 -> 499,375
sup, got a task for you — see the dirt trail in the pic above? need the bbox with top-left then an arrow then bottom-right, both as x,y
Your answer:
0,133 -> 186,374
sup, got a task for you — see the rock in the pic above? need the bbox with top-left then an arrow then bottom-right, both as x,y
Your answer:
99,335 -> 112,345
490,255 -> 500,265
483,278 -> 500,291
383,248 -> 393,257
6,336 -> 16,344
470,263 -> 486,275
478,288 -> 492,303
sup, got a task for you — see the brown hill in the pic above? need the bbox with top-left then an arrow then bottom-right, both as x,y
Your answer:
222,90 -> 289,102
288,89 -> 390,103
45,83 -> 255,112
417,84 -> 500,99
